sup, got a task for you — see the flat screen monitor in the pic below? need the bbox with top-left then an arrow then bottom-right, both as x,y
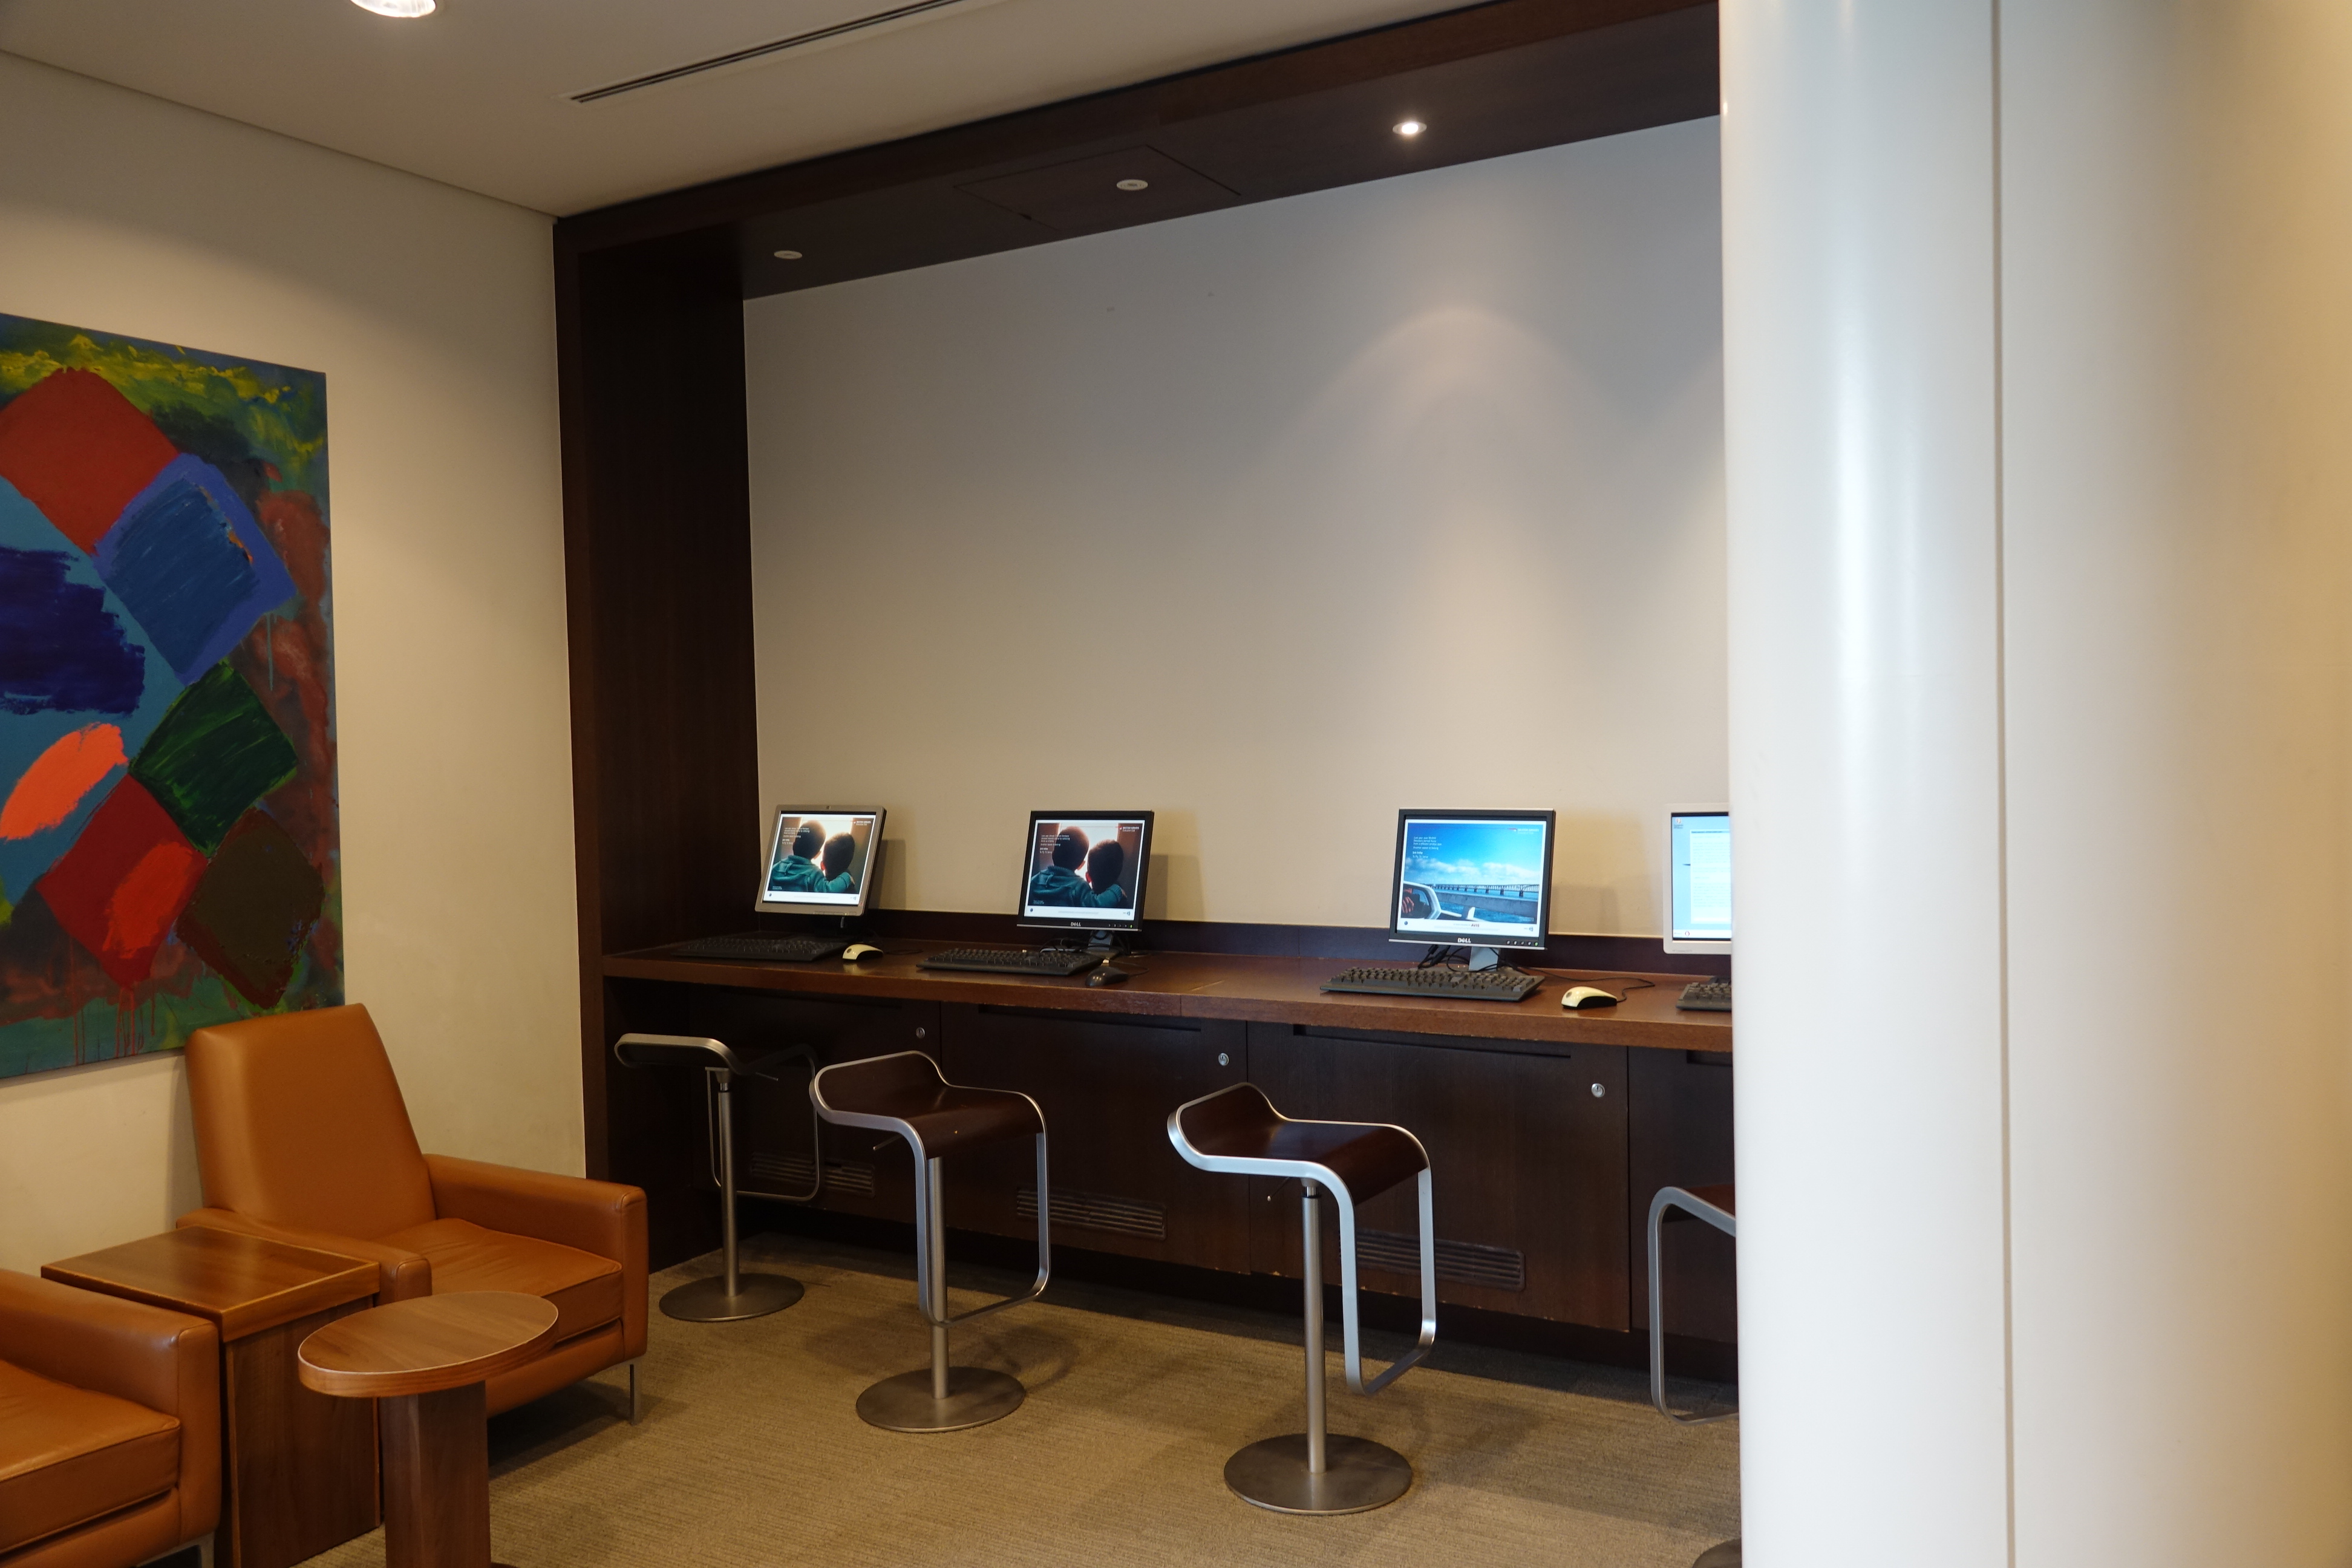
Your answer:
1389,809 -> 1555,951
1665,803 -> 1733,954
755,806 -> 884,918
1018,812 -> 1153,932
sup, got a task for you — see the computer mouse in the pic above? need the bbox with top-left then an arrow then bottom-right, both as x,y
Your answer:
1087,964 -> 1134,987
1561,985 -> 1621,1010
841,943 -> 883,962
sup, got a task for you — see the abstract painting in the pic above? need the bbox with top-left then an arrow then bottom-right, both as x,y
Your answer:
0,313 -> 338,1079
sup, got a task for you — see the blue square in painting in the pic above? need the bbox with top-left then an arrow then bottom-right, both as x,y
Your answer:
0,480 -> 175,907
94,454 -> 297,686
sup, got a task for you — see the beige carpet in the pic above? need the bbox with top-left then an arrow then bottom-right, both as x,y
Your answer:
300,1234 -> 1739,1567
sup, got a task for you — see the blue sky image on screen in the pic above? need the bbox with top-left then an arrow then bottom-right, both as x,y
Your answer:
1396,817 -> 1547,941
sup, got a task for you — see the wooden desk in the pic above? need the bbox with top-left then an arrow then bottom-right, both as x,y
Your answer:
44,1227 -> 381,1568
600,941 -> 1738,1367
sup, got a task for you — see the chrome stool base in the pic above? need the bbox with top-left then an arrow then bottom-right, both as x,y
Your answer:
856,1366 -> 1025,1432
1224,1432 -> 1413,1515
1693,1541 -> 1740,1567
658,1272 -> 804,1322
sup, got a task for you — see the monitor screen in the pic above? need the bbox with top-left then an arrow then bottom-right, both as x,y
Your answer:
1018,812 -> 1153,930
1666,805 -> 1733,953
755,807 -> 884,917
1388,810 -> 1555,950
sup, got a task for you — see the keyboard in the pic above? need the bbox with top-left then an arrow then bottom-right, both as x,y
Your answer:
1676,979 -> 1732,1011
920,947 -> 1100,977
1321,964 -> 1543,1003
671,933 -> 849,963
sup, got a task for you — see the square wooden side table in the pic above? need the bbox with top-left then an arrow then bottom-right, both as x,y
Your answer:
44,1226 -> 382,1568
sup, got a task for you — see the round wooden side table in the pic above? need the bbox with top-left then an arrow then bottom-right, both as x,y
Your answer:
298,1292 -> 558,1568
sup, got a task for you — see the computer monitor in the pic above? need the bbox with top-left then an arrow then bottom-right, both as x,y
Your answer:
1664,803 -> 1732,954
1389,809 -> 1556,952
754,806 -> 885,918
1018,812 -> 1154,933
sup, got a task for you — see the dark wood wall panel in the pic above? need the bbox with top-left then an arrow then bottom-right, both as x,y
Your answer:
562,228 -> 759,1180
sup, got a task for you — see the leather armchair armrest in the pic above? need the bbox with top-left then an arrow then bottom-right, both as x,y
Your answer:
0,1270 -> 221,1541
177,1207 -> 430,1301
425,1155 -> 648,1358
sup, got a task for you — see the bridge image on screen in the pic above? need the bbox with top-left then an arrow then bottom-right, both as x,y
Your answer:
1395,817 -> 1549,941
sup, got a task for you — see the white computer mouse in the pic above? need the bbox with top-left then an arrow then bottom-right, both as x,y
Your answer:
841,943 -> 883,962
1561,985 -> 1621,1010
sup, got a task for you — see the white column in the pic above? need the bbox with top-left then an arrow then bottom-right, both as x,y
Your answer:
1725,2 -> 2352,1564
1720,5 -> 2012,1566
2001,5 -> 2352,1564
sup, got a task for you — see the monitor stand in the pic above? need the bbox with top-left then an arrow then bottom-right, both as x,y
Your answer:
1085,930 -> 1136,960
1466,946 -> 1502,972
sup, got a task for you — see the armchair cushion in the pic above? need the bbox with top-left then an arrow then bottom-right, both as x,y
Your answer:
0,1361 -> 180,1555
0,1271 -> 218,1555
425,1154 -> 647,1361
377,1220 -> 621,1343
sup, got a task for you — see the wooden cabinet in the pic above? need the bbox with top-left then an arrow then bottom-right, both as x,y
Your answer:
939,1004 -> 1252,1273
1245,1024 -> 1630,1331
1628,1045 -> 1737,1344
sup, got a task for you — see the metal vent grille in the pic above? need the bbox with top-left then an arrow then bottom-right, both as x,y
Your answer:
570,0 -> 985,103
746,1152 -> 875,1197
1016,1186 -> 1166,1241
1356,1229 -> 1526,1293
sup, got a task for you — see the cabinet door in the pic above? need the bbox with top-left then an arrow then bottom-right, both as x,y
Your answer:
1628,1045 -> 1737,1345
939,1004 -> 1251,1273
1246,1024 -> 1630,1331
687,988 -> 942,1229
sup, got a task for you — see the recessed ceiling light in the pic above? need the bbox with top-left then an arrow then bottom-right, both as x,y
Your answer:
773,250 -> 803,260
351,0 -> 434,16
1116,178 -> 1149,192
1394,119 -> 1426,137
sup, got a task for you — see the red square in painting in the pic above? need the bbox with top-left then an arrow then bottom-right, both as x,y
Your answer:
38,777 -> 207,988
0,369 -> 180,553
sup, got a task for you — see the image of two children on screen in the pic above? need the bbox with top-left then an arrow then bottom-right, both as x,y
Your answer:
770,818 -> 865,895
1027,822 -> 1135,911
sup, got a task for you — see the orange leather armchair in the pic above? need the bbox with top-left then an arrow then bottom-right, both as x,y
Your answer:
0,1270 -> 218,1568
177,1004 -> 647,1417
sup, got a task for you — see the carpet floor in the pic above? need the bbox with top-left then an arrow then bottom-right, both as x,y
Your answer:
298,1233 -> 1739,1567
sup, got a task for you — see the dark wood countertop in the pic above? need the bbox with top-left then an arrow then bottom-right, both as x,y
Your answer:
603,941 -> 1731,1053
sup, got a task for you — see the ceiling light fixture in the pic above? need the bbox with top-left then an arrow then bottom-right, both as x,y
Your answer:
774,249 -> 803,260
1116,178 -> 1149,192
351,0 -> 435,16
1394,119 -> 1426,137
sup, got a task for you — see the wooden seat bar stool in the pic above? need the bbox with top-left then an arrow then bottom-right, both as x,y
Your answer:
613,1033 -> 817,1322
808,1050 -> 1050,1432
1649,1181 -> 1739,1568
1168,1083 -> 1437,1515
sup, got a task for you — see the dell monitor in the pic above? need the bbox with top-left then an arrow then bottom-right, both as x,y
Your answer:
1664,803 -> 1732,954
756,806 -> 885,919
1390,809 -> 1556,958
1019,812 -> 1153,941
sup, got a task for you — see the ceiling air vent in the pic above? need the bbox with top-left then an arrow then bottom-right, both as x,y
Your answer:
571,0 -> 991,105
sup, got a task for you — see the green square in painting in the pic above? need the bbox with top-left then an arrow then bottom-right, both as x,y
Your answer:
129,662 -> 299,854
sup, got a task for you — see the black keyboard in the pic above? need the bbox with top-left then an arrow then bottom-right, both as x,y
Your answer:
1321,964 -> 1543,1003
920,947 -> 1100,977
1676,979 -> 1732,1011
671,933 -> 848,963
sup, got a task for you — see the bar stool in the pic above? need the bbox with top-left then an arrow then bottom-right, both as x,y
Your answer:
613,1033 -> 817,1322
809,1050 -> 1050,1432
1168,1083 -> 1437,1515
1649,1181 -> 1739,1568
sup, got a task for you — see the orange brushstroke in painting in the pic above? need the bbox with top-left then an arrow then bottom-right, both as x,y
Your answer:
0,723 -> 127,839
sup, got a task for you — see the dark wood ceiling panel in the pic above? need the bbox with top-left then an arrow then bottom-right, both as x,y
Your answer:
556,0 -> 1716,298
959,147 -> 1243,235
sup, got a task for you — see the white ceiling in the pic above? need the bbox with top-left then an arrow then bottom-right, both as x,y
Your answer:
0,0 -> 1468,215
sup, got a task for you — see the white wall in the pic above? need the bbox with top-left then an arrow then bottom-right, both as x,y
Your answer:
1725,2 -> 2352,1564
745,120 -> 1723,933
0,53 -> 581,1274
